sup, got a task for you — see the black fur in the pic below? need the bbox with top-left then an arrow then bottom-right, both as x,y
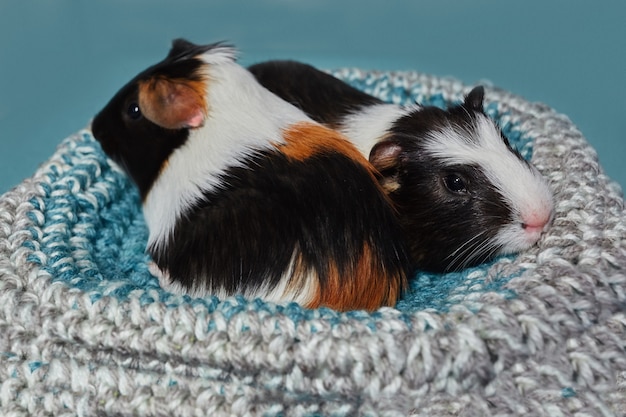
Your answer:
249,60 -> 382,127
91,46 -> 210,198
92,40 -> 411,308
152,148 -> 410,295
251,60 -> 521,272
384,105 -> 514,271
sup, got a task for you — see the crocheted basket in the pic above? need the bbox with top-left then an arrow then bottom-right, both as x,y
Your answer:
1,69 -> 625,417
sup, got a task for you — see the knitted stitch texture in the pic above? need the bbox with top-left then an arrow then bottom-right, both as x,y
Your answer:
0,69 -> 625,417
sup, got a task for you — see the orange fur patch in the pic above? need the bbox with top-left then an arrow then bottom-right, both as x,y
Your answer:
138,77 -> 208,130
278,122 -> 405,311
304,244 -> 406,312
280,122 -> 373,171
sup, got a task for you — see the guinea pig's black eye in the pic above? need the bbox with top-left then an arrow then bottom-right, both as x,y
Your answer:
444,174 -> 467,193
126,102 -> 142,120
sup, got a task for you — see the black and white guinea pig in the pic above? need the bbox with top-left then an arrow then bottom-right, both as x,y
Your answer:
249,60 -> 555,272
91,39 -> 412,311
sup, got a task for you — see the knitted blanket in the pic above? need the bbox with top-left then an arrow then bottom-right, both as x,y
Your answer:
1,69 -> 625,417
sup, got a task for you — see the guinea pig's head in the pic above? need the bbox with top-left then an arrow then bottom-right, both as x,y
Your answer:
371,86 -> 554,272
91,39 -> 234,197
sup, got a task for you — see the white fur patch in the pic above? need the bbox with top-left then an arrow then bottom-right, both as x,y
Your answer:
196,44 -> 237,65
143,54 -> 308,253
258,250 -> 319,306
422,114 -> 554,253
338,103 -> 408,157
151,252 -> 318,305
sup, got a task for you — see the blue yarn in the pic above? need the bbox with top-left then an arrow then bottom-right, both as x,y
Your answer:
428,93 -> 449,110
24,73 -> 536,321
28,361 -> 44,373
561,387 -> 577,398
396,256 -> 520,313
28,132 -> 158,298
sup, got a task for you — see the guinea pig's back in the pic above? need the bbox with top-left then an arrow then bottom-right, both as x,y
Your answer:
152,121 -> 410,311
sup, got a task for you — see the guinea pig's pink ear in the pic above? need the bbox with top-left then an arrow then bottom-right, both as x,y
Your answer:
370,139 -> 403,171
370,139 -> 403,192
464,86 -> 485,111
138,77 -> 207,130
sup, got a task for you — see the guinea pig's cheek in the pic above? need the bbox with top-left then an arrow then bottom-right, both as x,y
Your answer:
494,222 -> 541,255
523,227 -> 544,246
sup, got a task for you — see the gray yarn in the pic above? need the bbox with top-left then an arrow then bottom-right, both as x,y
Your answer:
0,69 -> 625,416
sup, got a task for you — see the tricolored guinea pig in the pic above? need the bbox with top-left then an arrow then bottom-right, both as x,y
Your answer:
91,39 -> 411,311
249,60 -> 555,272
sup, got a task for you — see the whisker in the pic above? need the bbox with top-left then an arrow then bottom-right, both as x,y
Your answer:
445,230 -> 489,271
447,227 -> 506,272
461,241 -> 492,269
459,238 -> 500,270
445,230 -> 487,261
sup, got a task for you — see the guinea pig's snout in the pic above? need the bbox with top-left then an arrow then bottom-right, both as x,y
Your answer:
521,208 -> 554,237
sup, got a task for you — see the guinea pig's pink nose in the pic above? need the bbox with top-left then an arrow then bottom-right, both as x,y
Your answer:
521,210 -> 552,233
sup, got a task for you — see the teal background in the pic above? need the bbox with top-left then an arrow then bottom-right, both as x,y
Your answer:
1,1 -> 625,193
